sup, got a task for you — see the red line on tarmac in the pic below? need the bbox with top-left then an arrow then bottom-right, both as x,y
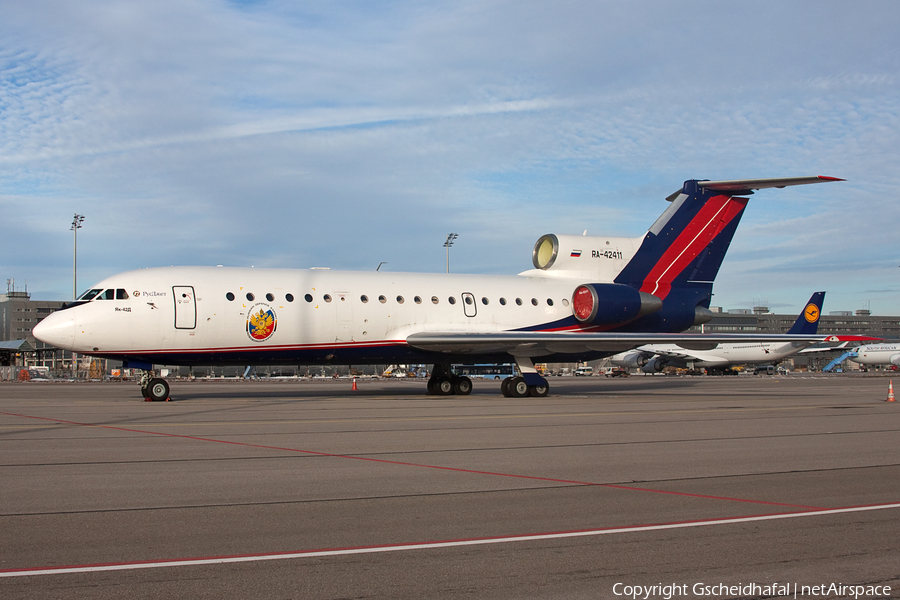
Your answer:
1,411 -> 823,511
2,503 -> 899,578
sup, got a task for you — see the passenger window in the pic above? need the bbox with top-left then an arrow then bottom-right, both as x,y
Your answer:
266,293 -> 275,302
226,292 -> 235,301
531,298 -> 538,306
286,294 -> 294,302
481,297 -> 489,305
414,296 -> 422,304
431,296 -> 439,304
379,295 -> 387,303
361,295 -> 369,303
499,298 -> 507,305
547,299 -> 554,306
246,293 -> 255,301
515,298 -> 523,306
324,294 -> 332,303
449,297 -> 456,305
396,296 -> 404,304
304,294 -> 313,302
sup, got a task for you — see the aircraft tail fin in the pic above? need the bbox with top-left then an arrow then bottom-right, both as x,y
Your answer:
613,177 -> 841,331
787,291 -> 826,334
614,179 -> 750,299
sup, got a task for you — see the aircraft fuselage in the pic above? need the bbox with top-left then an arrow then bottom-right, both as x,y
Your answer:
37,266 -> 629,367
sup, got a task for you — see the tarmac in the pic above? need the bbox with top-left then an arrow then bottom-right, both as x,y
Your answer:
1,375 -> 899,599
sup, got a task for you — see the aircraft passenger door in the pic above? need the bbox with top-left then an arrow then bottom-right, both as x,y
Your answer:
334,292 -> 352,342
461,292 -> 477,318
173,286 -> 197,329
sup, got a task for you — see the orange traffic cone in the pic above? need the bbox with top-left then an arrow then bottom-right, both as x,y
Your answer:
887,380 -> 896,402
351,378 -> 358,391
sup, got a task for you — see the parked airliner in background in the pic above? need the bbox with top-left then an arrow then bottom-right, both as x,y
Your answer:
34,176 -> 842,401
849,343 -> 900,368
610,291 -> 831,373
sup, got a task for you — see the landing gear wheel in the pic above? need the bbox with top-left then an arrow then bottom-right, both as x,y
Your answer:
501,377 -> 513,397
146,378 -> 170,402
507,376 -> 529,398
433,375 -> 454,396
453,376 -> 473,396
529,379 -> 550,397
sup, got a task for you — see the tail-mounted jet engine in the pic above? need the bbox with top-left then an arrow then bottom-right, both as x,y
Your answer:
572,283 -> 662,327
530,233 -> 641,280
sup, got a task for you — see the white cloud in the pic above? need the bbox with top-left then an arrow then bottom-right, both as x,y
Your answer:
1,0 -> 899,316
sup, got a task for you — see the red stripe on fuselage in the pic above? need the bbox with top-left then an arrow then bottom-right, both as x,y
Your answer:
640,194 -> 747,299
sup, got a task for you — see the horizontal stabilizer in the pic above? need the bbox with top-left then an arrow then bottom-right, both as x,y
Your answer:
666,176 -> 843,201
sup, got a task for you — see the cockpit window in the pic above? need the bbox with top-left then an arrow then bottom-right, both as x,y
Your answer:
76,288 -> 129,301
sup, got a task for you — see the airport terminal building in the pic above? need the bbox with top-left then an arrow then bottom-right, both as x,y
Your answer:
692,306 -> 900,339
0,290 -> 70,373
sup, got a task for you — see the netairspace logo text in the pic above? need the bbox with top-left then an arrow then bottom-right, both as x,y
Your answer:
612,582 -> 892,599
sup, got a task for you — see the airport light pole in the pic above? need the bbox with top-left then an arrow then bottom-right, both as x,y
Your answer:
443,233 -> 458,273
71,214 -> 85,300
70,214 -> 85,380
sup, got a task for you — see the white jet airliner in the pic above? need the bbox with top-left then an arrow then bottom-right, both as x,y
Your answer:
849,343 -> 900,368
610,291 -> 831,373
34,176 -> 842,401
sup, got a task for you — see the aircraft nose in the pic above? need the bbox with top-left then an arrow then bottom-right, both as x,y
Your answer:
33,310 -> 76,350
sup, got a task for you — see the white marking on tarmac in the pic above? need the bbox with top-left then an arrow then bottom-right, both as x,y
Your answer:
3,503 -> 899,578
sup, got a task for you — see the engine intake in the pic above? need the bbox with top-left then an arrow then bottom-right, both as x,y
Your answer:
529,234 -> 641,280
572,283 -> 662,326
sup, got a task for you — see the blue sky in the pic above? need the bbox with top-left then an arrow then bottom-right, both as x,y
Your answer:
2,0 -> 899,316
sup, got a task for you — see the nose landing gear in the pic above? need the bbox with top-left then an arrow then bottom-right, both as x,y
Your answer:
139,371 -> 170,401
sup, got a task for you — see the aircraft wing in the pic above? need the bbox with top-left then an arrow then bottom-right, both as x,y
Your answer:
406,332 -> 832,358
798,335 -> 883,354
641,347 -> 706,362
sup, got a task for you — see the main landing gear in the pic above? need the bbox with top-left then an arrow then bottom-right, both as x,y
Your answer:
139,370 -> 170,402
425,361 -> 551,397
500,375 -> 549,398
502,356 -> 550,397
426,364 -> 473,396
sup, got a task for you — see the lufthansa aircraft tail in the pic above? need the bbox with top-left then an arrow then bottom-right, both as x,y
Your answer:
787,291 -> 826,335
613,176 -> 842,332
